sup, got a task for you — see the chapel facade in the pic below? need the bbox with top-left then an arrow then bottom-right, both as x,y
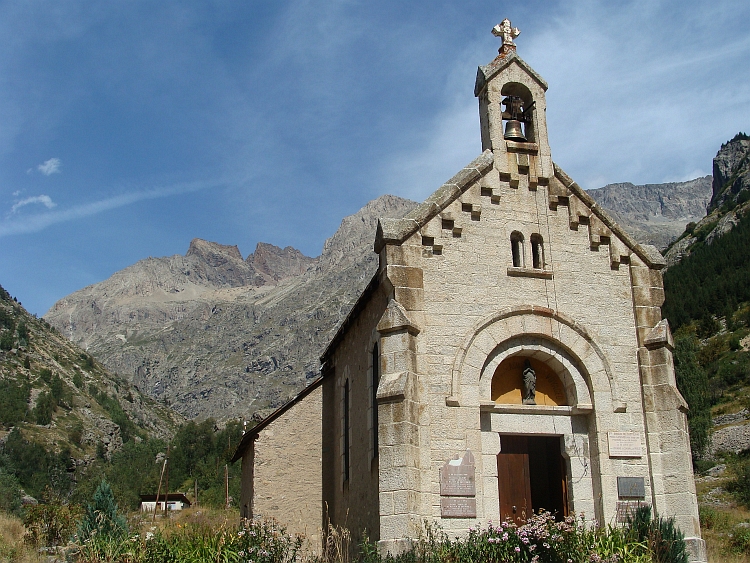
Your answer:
233,21 -> 705,562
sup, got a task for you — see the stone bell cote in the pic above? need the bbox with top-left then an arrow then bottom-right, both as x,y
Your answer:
474,20 -> 553,186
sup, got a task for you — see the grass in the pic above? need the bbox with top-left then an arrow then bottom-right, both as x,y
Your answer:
0,512 -> 42,563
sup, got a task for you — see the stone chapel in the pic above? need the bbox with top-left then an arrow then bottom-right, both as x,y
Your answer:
233,20 -> 705,562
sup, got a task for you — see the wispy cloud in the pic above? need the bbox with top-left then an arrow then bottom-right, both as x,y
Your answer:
0,179 -> 222,237
11,195 -> 56,213
37,157 -> 61,175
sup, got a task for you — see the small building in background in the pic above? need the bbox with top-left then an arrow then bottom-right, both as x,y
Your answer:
139,493 -> 192,512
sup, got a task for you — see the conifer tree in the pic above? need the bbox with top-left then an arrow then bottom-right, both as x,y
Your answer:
673,334 -> 711,459
76,480 -> 127,541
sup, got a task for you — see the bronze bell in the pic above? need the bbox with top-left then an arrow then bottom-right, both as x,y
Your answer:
504,119 -> 527,142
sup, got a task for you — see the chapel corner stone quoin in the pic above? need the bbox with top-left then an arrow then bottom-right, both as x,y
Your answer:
232,19 -> 706,563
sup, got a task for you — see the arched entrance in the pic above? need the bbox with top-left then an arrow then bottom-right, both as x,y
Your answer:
492,354 -> 570,521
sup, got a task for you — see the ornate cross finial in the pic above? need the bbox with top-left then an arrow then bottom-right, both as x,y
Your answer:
492,18 -> 520,55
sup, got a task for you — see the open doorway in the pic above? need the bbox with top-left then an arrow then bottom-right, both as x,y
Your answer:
497,435 -> 568,523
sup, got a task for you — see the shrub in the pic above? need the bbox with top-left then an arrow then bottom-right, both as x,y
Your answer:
0,331 -> 13,351
73,372 -> 84,389
628,505 -> 687,563
23,497 -> 81,548
38,368 -> 53,384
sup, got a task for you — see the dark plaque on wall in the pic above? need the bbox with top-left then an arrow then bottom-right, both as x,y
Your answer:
439,450 -> 476,497
617,477 -> 646,499
441,497 -> 477,518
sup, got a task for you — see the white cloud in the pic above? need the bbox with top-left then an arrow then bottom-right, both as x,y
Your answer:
0,179 -> 222,237
37,158 -> 61,176
11,195 -> 56,213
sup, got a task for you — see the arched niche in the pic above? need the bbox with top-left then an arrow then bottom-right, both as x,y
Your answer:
448,307 -> 624,412
500,82 -> 536,143
480,335 -> 590,409
491,354 -> 566,406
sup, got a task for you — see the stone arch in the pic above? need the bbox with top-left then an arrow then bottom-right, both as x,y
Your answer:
447,306 -> 624,412
480,337 -> 591,408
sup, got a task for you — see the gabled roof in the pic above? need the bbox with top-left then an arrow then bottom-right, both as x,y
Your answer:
231,374 -> 325,462
373,150 -> 666,270
474,50 -> 548,97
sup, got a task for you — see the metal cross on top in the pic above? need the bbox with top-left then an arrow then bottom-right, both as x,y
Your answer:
492,18 -> 520,54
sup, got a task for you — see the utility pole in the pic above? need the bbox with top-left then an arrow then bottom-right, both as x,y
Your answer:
153,457 -> 167,523
225,464 -> 229,509
164,444 -> 170,516
194,479 -> 198,507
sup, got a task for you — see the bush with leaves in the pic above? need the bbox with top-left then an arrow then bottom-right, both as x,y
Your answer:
23,494 -> 81,548
628,505 -> 687,563
76,480 -> 128,543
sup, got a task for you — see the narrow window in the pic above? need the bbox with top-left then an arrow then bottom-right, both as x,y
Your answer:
371,343 -> 379,458
510,231 -> 525,268
531,234 -> 545,269
344,379 -> 350,482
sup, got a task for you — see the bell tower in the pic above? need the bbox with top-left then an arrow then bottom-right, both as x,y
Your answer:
475,19 -> 553,189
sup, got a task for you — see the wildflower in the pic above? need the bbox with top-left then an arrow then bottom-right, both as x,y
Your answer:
502,532 -> 509,541
515,546 -> 521,552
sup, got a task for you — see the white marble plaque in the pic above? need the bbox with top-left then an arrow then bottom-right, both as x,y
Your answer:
440,497 -> 477,518
608,432 -> 642,457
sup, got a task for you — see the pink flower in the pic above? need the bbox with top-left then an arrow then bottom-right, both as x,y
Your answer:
515,547 -> 521,552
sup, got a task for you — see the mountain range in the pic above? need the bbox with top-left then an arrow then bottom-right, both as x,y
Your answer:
42,171 -> 714,422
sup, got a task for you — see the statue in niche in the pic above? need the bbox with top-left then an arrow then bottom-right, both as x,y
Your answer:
522,359 -> 537,405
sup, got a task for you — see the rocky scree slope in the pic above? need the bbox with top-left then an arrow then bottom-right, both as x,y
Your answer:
0,284 -> 181,468
665,134 -> 750,265
587,176 -> 712,250
45,195 -> 418,421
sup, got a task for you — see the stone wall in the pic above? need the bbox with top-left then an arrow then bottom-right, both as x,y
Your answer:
247,385 -> 323,553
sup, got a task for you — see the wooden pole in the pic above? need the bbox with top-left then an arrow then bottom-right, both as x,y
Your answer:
153,458 -> 167,523
225,464 -> 229,509
164,444 -> 170,515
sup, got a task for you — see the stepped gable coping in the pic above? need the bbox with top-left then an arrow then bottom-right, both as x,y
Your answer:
553,163 -> 667,270
474,50 -> 548,97
231,374 -> 325,462
374,150 -> 495,253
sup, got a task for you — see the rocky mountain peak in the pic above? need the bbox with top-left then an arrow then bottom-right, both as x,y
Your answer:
710,133 -> 750,213
247,243 -> 316,284
186,238 -> 244,265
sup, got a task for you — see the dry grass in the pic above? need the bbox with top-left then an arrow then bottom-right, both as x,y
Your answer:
0,512 -> 42,563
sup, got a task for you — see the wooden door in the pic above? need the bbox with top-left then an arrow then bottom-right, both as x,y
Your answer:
497,435 -> 532,523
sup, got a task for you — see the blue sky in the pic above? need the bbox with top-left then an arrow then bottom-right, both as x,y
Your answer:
0,0 -> 748,316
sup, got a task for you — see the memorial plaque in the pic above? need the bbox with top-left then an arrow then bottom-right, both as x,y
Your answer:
441,497 -> 477,518
608,432 -> 642,457
617,477 -> 646,499
439,450 -> 476,496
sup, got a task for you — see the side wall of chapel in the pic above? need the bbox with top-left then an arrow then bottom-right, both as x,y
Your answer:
243,385 -> 324,552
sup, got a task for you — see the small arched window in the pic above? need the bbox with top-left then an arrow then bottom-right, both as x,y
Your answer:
510,231 -> 525,268
531,234 -> 545,269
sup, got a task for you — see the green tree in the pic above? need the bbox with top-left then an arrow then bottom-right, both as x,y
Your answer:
0,378 -> 30,426
76,480 -> 127,542
34,391 -> 55,425
0,469 -> 23,516
674,334 -> 711,459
